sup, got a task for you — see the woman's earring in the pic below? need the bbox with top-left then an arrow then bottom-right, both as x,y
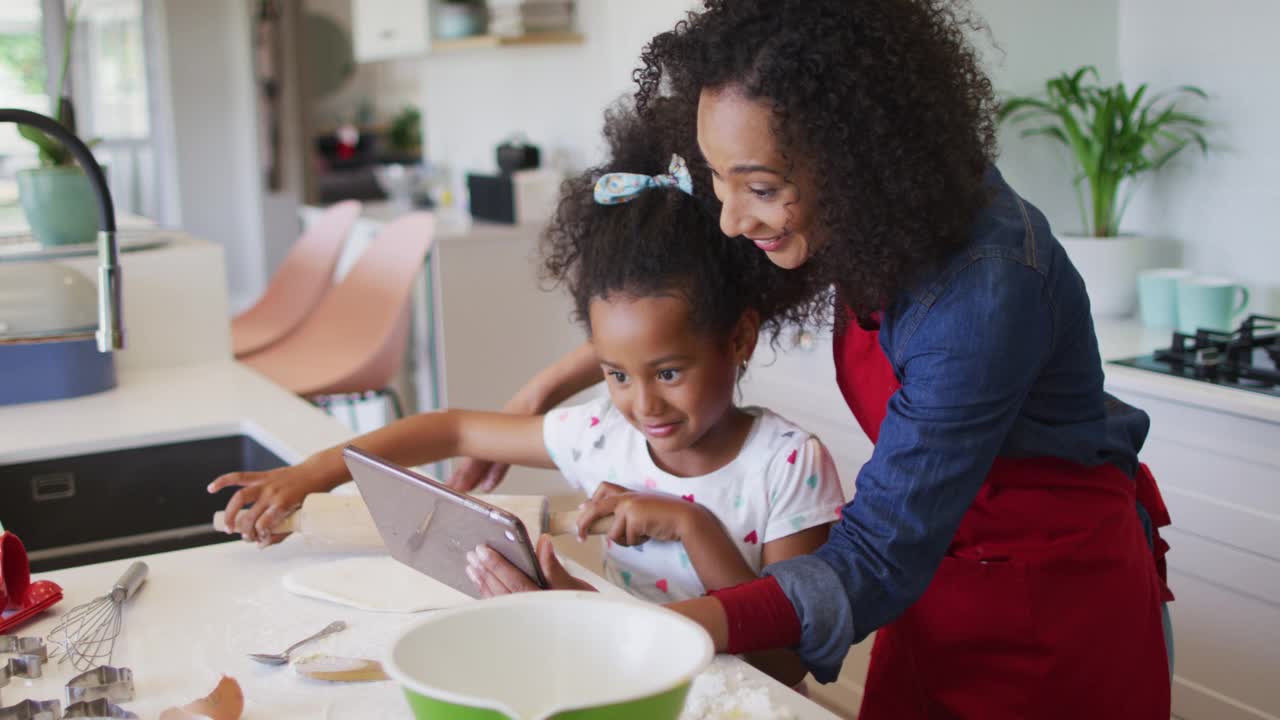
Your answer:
735,358 -> 748,403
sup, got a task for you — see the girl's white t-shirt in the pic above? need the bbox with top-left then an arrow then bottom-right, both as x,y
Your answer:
543,396 -> 845,602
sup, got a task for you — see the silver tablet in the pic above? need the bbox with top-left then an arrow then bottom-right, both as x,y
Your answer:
342,446 -> 548,598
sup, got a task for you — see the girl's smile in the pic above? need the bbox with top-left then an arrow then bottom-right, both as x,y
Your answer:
642,420 -> 682,439
588,292 -> 756,478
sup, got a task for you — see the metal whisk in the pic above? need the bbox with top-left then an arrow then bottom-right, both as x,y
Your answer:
47,562 -> 148,670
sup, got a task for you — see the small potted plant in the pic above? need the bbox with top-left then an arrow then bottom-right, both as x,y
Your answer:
15,1 -> 101,247
998,66 -> 1210,317
386,106 -> 423,161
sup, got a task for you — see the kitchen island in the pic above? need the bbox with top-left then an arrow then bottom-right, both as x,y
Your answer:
0,231 -> 838,718
13,532 -> 836,718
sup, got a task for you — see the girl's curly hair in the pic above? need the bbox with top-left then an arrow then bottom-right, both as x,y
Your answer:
541,100 -> 796,342
634,0 -> 999,323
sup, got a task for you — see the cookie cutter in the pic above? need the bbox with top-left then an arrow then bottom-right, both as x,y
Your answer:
0,699 -> 61,720
0,638 -> 47,663
0,655 -> 44,686
63,699 -> 136,719
64,667 -> 133,705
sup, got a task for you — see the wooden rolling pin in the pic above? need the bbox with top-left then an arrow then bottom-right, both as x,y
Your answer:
212,493 -> 612,549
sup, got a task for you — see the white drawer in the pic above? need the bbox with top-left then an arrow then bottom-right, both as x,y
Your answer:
1110,387 -> 1280,720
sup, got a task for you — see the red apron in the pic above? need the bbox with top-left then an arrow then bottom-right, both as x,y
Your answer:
836,315 -> 1173,720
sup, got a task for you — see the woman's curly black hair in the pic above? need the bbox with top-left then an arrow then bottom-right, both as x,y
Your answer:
541,100 -> 795,342
634,0 -> 999,324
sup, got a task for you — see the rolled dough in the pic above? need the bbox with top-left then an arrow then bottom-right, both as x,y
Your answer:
282,556 -> 471,613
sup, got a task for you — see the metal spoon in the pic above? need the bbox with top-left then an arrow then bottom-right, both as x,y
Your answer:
248,621 -> 347,666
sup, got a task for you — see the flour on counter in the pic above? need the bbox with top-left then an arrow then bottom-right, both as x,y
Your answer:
681,659 -> 798,720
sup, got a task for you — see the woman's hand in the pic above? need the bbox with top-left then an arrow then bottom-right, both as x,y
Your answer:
576,482 -> 704,546
207,464 -> 327,547
466,536 -> 596,596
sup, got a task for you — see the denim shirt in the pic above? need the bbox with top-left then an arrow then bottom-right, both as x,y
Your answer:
762,167 -> 1152,683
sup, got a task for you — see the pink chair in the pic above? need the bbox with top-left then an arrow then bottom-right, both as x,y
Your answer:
231,200 -> 363,357
241,212 -> 436,416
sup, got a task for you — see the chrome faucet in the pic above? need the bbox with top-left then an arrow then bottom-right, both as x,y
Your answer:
0,108 -> 122,351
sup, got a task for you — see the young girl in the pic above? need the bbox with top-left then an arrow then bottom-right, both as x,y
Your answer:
210,106 -> 844,681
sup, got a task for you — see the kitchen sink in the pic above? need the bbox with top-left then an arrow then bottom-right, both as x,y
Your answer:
0,434 -> 286,572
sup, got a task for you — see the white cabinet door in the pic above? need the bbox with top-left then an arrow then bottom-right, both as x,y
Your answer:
352,0 -> 429,62
1107,386 -> 1280,720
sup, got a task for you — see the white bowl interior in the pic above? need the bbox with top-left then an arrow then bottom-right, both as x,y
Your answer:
387,592 -> 712,718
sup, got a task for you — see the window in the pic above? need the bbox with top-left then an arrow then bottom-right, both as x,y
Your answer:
0,0 -> 161,220
75,0 -> 149,140
71,0 -> 157,218
0,0 -> 49,199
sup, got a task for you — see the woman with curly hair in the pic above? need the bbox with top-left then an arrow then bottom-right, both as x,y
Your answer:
461,1 -> 1174,716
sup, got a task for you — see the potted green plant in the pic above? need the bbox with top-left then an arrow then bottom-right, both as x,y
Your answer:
387,105 -> 423,160
998,66 -> 1210,316
15,1 -> 102,247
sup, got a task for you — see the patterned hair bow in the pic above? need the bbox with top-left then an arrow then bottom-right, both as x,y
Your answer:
593,154 -> 694,205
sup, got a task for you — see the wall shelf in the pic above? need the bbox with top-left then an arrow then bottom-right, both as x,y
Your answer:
432,31 -> 583,52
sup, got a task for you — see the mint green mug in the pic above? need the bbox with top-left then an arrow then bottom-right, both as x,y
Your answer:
1176,277 -> 1250,334
1138,269 -> 1193,329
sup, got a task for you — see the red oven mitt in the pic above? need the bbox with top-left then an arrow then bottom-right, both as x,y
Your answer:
0,531 -> 63,633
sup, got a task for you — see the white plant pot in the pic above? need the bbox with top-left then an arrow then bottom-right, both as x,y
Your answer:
1058,233 -> 1147,318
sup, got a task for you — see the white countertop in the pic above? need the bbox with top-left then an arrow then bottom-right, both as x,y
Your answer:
13,542 -> 835,719
0,362 -> 345,466
1095,317 -> 1280,425
0,361 -> 836,719
0,203 -> 154,238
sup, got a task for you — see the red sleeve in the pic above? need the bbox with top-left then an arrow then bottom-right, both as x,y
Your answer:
707,575 -> 802,654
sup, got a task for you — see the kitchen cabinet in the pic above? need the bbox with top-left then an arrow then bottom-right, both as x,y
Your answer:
352,0 -> 430,62
1106,379 -> 1280,720
351,0 -> 582,61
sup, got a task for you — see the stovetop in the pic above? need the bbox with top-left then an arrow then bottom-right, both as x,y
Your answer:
1110,315 -> 1280,398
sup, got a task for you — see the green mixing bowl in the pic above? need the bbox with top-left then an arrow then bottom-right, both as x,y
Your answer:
384,591 -> 714,719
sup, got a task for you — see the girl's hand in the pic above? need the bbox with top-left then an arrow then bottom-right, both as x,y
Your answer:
446,457 -> 510,494
207,465 -> 325,547
466,536 -> 596,596
576,482 -> 705,546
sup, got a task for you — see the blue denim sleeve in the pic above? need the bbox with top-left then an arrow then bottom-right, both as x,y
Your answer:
764,255 -> 1054,683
